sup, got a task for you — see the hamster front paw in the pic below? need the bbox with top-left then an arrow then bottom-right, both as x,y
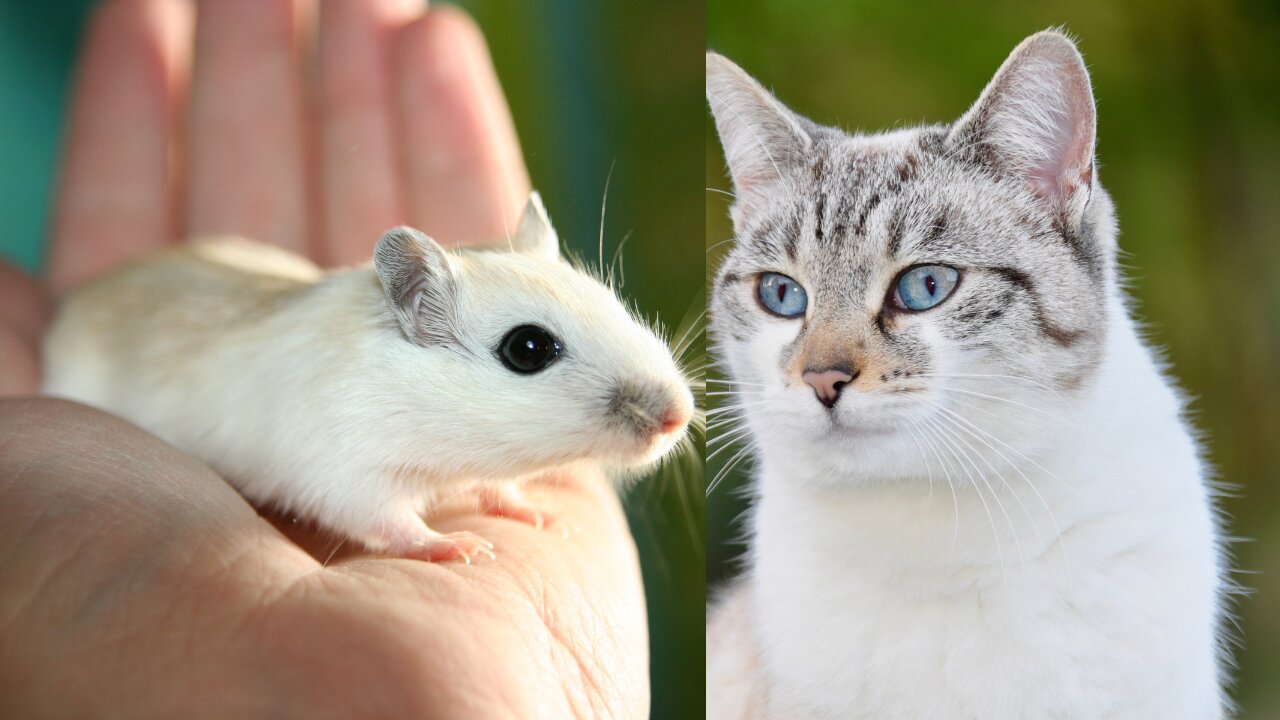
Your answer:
377,508 -> 496,564
393,530 -> 496,564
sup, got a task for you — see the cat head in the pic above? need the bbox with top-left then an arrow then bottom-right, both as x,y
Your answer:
707,30 -> 1117,484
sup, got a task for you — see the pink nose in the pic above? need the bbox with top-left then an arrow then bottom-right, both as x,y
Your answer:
802,368 -> 855,408
659,403 -> 691,435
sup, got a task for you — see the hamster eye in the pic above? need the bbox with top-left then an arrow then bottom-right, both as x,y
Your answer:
498,325 -> 564,374
892,265 -> 960,312
757,272 -> 808,318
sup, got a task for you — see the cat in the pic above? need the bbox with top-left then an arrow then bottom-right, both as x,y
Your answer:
705,30 -> 1234,719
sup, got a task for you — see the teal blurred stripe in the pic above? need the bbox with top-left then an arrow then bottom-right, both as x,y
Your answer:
0,0 -> 96,272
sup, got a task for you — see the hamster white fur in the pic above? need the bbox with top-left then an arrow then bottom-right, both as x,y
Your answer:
43,193 -> 694,562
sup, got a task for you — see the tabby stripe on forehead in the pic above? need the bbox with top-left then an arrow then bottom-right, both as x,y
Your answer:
896,153 -> 920,183
744,214 -> 795,260
987,266 -> 1088,347
905,208 -> 953,256
812,193 -> 826,245
851,192 -> 881,238
885,207 -> 906,257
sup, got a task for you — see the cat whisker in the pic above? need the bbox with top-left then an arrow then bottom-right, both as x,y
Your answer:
914,371 -> 1067,397
924,403 -> 1033,591
928,385 -> 1074,426
708,441 -> 756,497
901,420 -> 937,508
706,377 -> 768,387
910,417 -> 961,549
707,419 -> 751,437
708,416 -> 749,432
708,390 -> 762,397
924,393 -> 1078,496
708,431 -> 755,461
707,398 -> 771,414
707,237 -> 736,254
920,413 -> 1009,589
922,399 -> 1076,595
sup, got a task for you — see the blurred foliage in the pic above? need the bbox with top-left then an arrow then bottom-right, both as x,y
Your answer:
0,1 -> 705,718
706,0 -> 1280,713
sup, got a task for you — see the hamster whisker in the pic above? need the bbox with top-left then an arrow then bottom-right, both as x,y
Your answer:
598,160 -> 615,289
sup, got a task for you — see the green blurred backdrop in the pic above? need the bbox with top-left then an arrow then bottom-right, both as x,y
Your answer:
706,0 -> 1280,714
0,1 -> 705,717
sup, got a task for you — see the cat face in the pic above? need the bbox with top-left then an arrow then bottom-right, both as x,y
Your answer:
708,31 -> 1117,484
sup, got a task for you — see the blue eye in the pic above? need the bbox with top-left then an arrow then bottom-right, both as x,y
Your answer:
757,272 -> 808,318
894,265 -> 960,311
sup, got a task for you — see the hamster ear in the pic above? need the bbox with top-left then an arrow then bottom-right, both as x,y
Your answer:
374,226 -> 457,344
706,52 -> 812,214
949,30 -> 1096,223
510,192 -> 560,261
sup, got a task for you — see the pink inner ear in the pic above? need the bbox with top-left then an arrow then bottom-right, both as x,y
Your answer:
1024,68 -> 1095,205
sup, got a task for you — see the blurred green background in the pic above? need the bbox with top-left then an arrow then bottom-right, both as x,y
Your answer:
706,0 -> 1280,713
0,1 -> 704,717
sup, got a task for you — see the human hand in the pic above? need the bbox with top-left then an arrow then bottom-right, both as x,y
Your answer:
0,1 -> 647,716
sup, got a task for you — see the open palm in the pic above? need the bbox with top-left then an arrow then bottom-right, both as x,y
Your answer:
0,1 -> 647,716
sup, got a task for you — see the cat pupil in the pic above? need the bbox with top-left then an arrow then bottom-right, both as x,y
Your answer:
925,274 -> 936,296
777,285 -> 787,302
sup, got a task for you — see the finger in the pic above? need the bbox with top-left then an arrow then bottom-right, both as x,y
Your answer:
0,329 -> 39,397
316,0 -> 421,266
0,264 -> 48,396
47,0 -> 192,295
0,263 -> 50,344
186,0 -> 314,254
395,6 -> 530,247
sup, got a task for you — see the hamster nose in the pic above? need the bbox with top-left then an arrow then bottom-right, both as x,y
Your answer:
659,402 -> 691,435
802,367 -> 857,409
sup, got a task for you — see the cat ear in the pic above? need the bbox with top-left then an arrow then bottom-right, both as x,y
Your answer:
510,191 -> 560,262
949,30 -> 1096,221
706,52 -> 812,210
374,226 -> 457,344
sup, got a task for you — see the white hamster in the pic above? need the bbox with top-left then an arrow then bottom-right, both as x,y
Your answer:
43,193 -> 695,562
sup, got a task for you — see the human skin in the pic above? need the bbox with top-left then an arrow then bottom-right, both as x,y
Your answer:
0,1 -> 648,717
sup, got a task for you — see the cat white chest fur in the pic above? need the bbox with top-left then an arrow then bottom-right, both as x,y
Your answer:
706,31 -> 1231,719
740,305 -> 1224,718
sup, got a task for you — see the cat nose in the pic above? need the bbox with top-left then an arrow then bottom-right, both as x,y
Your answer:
802,367 -> 856,408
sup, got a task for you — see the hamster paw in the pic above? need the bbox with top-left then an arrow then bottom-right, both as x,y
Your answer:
478,483 -> 553,529
394,531 -> 496,564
